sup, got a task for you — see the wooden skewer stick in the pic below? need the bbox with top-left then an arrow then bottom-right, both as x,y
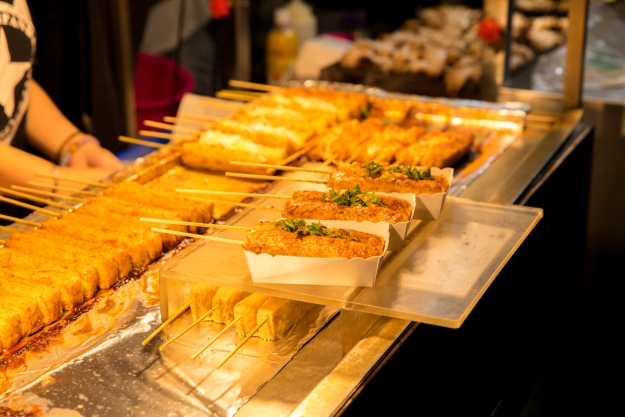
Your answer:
228,80 -> 283,92
321,156 -> 337,167
198,96 -> 244,110
215,317 -> 269,370
216,91 -> 258,102
275,146 -> 312,167
0,213 -> 42,227
229,161 -> 331,174
179,112 -> 222,122
144,120 -> 203,135
225,172 -> 327,184
190,197 -> 282,212
140,217 -> 251,231
220,89 -> 264,97
142,299 -> 193,345
0,225 -> 16,233
163,116 -> 214,128
0,195 -> 62,217
118,136 -> 176,149
138,130 -> 195,142
27,181 -> 102,196
150,228 -> 244,245
34,173 -> 112,188
11,186 -> 89,202
191,316 -> 242,360
159,304 -> 220,351
176,189 -> 291,200
0,186 -> 74,210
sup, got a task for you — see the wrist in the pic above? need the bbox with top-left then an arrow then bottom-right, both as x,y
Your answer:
58,133 -> 101,167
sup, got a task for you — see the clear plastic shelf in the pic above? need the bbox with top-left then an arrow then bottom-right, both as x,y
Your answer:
160,194 -> 542,329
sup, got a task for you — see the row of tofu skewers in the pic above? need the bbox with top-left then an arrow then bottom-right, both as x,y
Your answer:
129,82 -> 475,174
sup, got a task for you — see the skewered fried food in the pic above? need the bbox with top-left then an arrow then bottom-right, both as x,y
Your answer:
307,118 -> 385,161
180,130 -> 288,173
282,187 -> 412,224
233,293 -> 271,337
395,128 -> 474,168
354,125 -> 426,163
245,219 -> 385,259
282,87 -> 369,119
0,295 -> 43,342
329,161 -> 449,195
75,204 -> 163,261
256,297 -> 315,341
212,119 -> 303,151
5,233 -> 118,290
87,195 -> 186,250
0,247 -> 97,300
189,284 -> 220,321
105,182 -> 213,226
3,265 -> 84,312
0,305 -> 23,352
0,271 -> 63,324
34,228 -> 132,279
146,166 -> 267,219
210,288 -> 251,324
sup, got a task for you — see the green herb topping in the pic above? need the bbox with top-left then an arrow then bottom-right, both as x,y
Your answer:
321,184 -> 384,207
386,164 -> 435,181
360,162 -> 435,181
362,161 -> 384,178
275,219 -> 360,242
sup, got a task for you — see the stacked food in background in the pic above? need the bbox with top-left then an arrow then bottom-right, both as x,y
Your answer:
338,5 -> 484,95
510,10 -> 568,71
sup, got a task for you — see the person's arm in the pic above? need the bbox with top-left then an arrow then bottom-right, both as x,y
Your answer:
25,80 -> 124,170
0,144 -> 114,190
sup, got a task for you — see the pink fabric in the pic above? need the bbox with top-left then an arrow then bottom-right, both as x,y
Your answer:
134,52 -> 195,131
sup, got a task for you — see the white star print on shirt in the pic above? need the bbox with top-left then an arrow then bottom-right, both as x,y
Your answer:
0,25 -> 30,119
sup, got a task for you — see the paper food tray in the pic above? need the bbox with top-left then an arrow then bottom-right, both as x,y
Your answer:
244,219 -> 390,287
411,167 -> 454,221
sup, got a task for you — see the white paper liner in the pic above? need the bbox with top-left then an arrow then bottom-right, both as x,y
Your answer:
244,219 -> 390,287
410,167 -> 454,221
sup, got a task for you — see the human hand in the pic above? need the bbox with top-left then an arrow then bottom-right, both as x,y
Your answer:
58,166 -> 120,186
68,141 -> 125,171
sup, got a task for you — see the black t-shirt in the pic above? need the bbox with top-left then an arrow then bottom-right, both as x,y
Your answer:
0,0 -> 35,152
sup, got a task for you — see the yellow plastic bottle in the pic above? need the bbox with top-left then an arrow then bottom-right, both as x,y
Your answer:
266,7 -> 299,86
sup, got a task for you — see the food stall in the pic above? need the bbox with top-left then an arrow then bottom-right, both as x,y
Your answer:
0,1 -> 593,415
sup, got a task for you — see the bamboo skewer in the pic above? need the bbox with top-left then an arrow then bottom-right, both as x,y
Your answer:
27,181 -> 102,196
142,299 -> 193,345
138,130 -> 195,142
220,89 -> 264,97
0,186 -> 74,210
118,136 -> 176,149
229,161 -> 330,174
0,195 -> 62,217
150,228 -> 244,245
159,305 -> 220,351
215,317 -> 269,370
225,172 -> 327,184
179,112 -> 223,122
176,189 -> 291,200
190,197 -> 282,212
0,225 -> 16,233
275,146 -> 312,167
216,91 -> 259,102
228,80 -> 283,92
192,317 -> 242,360
144,120 -> 203,135
11,186 -> 89,202
163,116 -> 214,128
34,173 -> 112,188
0,213 -> 42,227
198,97 -> 244,110
140,218 -> 252,231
